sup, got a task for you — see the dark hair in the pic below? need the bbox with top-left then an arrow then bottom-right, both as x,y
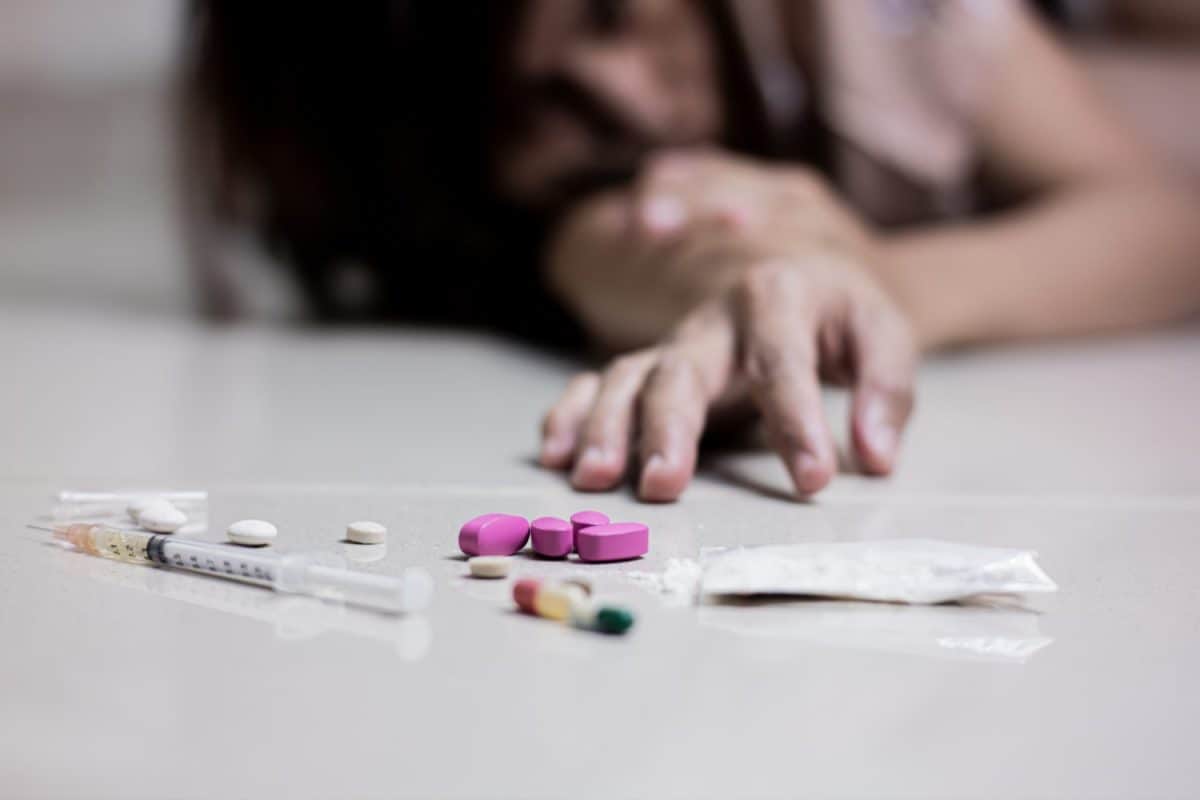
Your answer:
181,1 -> 772,343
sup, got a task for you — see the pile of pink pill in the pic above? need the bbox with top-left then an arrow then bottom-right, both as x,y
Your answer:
457,510 -> 643,636
458,510 -> 648,562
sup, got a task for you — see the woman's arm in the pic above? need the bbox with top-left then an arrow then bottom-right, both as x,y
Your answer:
877,7 -> 1200,351
549,8 -> 1200,355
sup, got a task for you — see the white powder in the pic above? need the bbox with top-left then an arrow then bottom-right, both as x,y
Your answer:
624,558 -> 702,606
624,541 -> 1057,607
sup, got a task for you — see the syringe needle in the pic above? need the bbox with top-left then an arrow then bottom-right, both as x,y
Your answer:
27,524 -> 54,533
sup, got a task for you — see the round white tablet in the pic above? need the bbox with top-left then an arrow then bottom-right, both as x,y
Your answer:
137,500 -> 187,533
468,555 -> 511,579
346,520 -> 387,544
226,519 -> 277,547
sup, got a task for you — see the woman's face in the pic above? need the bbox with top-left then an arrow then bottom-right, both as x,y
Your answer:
494,0 -> 723,210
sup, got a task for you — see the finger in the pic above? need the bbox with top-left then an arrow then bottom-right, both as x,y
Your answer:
735,270 -> 838,496
540,372 -> 601,469
634,150 -> 756,236
849,305 -> 917,475
634,153 -> 696,236
637,310 -> 735,501
571,351 -> 658,491
635,353 -> 710,503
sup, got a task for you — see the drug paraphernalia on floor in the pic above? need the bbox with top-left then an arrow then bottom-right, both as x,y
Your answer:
136,499 -> 187,533
34,522 -> 432,614
468,555 -> 511,578
530,516 -> 573,558
227,519 -> 277,546
458,513 -> 530,556
699,539 -> 1058,605
346,520 -> 387,544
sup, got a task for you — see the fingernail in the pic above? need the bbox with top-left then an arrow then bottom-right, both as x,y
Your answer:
639,453 -> 677,501
642,196 -> 685,233
581,445 -> 608,464
573,445 -> 608,477
643,453 -> 667,478
868,422 -> 896,459
540,435 -> 569,465
792,452 -> 828,496
864,397 -> 897,458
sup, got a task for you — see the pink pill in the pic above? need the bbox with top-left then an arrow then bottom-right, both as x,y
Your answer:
570,510 -> 610,552
459,513 -> 530,556
576,522 -> 649,563
531,516 -> 573,559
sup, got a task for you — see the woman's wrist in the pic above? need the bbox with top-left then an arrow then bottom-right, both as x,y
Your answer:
874,235 -> 970,354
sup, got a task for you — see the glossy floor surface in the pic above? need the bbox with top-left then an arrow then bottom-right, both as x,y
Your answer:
2,304 -> 1198,799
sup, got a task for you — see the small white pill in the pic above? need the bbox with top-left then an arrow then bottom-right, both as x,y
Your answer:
226,519 -> 277,547
126,496 -> 159,522
137,499 -> 187,533
346,520 -> 387,544
468,555 -> 511,579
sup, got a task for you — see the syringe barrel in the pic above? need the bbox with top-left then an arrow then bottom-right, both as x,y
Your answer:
278,556 -> 433,614
147,536 -> 277,588
53,524 -> 156,563
55,527 -> 432,614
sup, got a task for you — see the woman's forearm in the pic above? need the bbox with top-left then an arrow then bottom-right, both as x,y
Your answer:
879,176 -> 1200,351
552,163 -> 1200,356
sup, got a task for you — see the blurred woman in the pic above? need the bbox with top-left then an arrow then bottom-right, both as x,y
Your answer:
184,0 -> 1200,500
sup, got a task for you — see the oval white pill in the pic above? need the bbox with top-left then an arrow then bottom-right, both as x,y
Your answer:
227,519 -> 277,547
137,500 -> 187,533
468,556 -> 511,579
127,497 -> 159,522
346,520 -> 387,544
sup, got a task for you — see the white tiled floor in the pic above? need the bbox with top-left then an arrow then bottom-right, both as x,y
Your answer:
1,304 -> 1198,798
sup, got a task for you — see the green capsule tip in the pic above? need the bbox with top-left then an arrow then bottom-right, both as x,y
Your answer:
595,606 -> 635,635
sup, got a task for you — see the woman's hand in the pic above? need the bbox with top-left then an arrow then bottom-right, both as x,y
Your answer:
627,150 -> 875,254
539,166 -> 918,500
544,150 -> 884,352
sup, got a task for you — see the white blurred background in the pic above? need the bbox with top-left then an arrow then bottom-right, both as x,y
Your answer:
0,0 -> 185,312
1,0 -> 1196,318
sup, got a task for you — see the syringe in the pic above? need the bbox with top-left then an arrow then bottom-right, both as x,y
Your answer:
33,523 -> 433,614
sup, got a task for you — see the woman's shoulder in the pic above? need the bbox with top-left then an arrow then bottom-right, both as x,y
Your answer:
807,0 -> 1018,184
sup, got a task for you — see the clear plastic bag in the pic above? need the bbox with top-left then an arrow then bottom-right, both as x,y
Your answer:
49,489 -> 209,535
699,539 -> 1058,605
